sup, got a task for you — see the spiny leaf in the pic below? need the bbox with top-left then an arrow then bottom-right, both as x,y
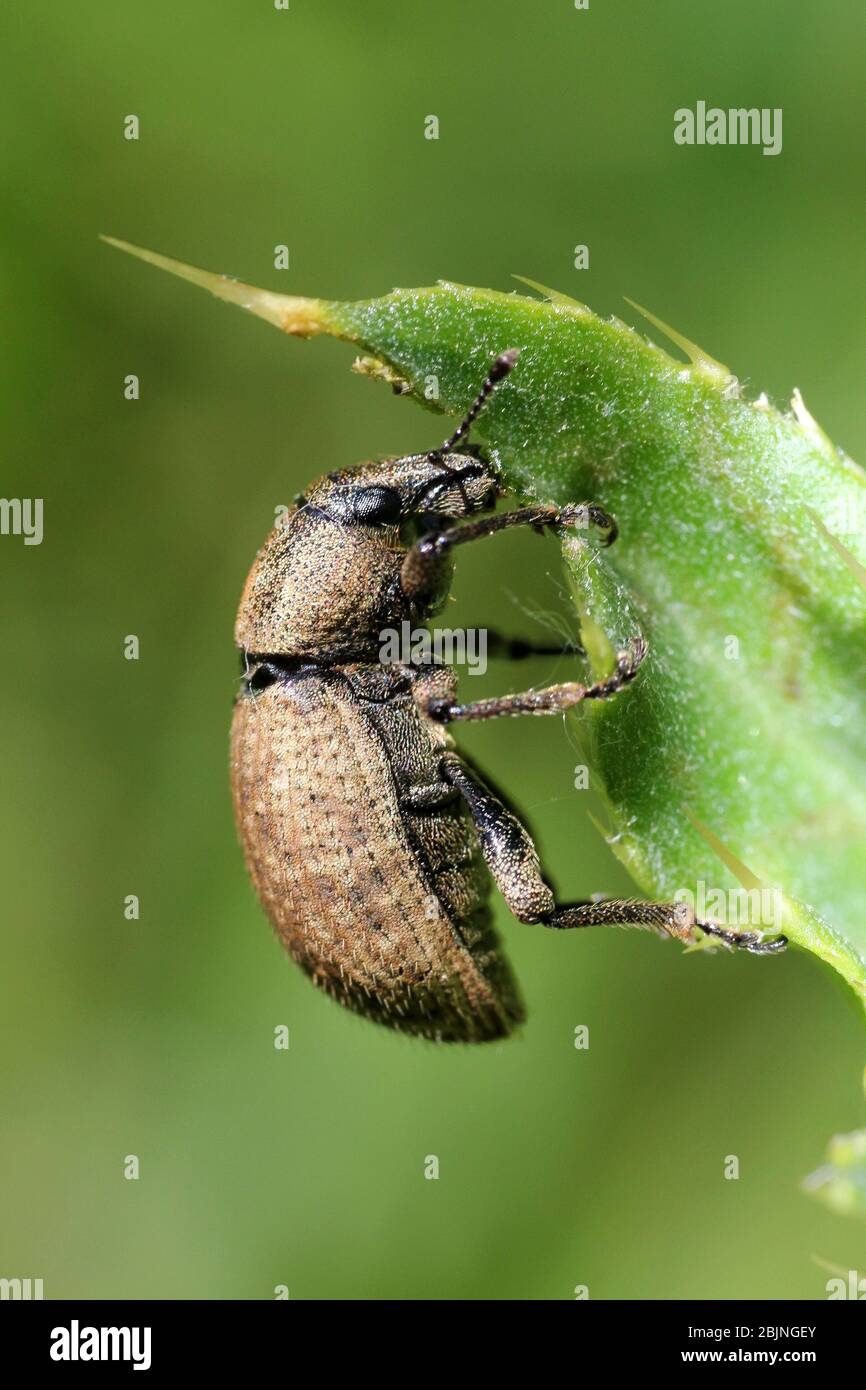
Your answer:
103,240 -> 866,1013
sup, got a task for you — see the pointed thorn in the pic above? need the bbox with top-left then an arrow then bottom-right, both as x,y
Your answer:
99,235 -> 328,338
624,296 -> 731,380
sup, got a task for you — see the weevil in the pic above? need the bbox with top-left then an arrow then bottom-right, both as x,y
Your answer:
231,349 -> 787,1042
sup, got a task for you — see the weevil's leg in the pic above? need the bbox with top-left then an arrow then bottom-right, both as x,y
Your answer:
400,501 -> 617,605
417,638 -> 647,723
483,630 -> 585,660
440,754 -> 689,939
438,754 -> 557,922
694,921 -> 788,955
440,754 -> 788,952
427,501 -> 618,547
545,902 -> 786,952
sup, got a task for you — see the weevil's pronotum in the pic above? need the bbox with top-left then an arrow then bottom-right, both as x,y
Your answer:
104,241 -> 787,1042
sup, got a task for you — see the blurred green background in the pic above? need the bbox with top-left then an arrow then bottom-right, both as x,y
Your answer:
2,0 -> 865,1300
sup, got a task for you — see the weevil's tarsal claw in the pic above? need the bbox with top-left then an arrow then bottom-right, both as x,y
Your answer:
555,502 -> 618,545
744,933 -> 788,954
697,921 -> 788,955
618,635 -> 648,679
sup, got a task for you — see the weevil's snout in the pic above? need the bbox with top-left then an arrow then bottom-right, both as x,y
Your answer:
391,453 -> 501,519
412,457 -> 501,519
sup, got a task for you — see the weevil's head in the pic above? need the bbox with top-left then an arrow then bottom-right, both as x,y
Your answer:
234,453 -> 501,661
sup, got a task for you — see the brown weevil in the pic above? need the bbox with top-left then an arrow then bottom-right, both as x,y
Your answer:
230,349 -> 787,1041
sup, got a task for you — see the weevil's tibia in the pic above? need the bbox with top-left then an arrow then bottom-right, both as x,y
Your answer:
400,501 -> 617,604
482,630 -> 586,660
543,898 -> 697,937
428,348 -> 521,461
546,902 -> 787,953
420,638 -> 646,722
422,501 -> 617,553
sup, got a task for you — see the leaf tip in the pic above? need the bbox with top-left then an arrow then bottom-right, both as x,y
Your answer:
100,235 -> 329,338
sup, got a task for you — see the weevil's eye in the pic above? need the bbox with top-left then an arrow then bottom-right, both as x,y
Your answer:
350,485 -> 402,526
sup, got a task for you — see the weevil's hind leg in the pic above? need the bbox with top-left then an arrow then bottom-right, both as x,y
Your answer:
545,898 -> 697,938
442,754 -> 690,938
440,753 -> 688,938
420,637 -> 647,723
440,754 -> 558,923
550,904 -> 787,953
695,920 -> 788,955
441,754 -> 788,952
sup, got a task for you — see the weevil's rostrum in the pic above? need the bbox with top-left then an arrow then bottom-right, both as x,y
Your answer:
231,352 -> 787,1042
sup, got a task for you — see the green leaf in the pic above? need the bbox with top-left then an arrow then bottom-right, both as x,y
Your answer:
102,240 -> 866,1013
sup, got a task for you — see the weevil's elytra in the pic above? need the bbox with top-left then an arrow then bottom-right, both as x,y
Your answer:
233,661 -> 523,1041
230,351 -> 787,1043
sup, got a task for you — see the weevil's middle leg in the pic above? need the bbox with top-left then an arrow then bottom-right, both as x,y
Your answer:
419,638 -> 647,723
440,754 -> 788,953
483,630 -> 586,660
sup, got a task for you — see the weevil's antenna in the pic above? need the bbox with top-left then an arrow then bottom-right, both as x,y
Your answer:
427,348 -> 520,462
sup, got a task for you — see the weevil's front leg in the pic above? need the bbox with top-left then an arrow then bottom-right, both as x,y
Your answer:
400,502 -> 617,605
440,755 -> 787,954
418,638 -> 648,722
